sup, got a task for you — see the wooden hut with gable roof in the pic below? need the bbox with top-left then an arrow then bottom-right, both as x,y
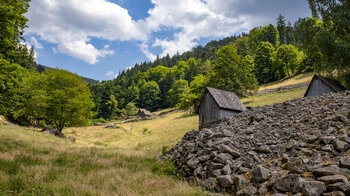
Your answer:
304,75 -> 346,97
138,108 -> 152,118
199,87 -> 246,129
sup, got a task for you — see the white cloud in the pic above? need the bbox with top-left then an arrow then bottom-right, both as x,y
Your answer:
30,37 -> 43,49
142,0 -> 251,57
106,71 -> 118,79
26,0 -> 145,64
26,0 -> 310,64
139,42 -> 157,61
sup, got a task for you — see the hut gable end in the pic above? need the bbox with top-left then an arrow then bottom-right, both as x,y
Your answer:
199,87 -> 246,129
304,75 -> 346,97
199,92 -> 220,125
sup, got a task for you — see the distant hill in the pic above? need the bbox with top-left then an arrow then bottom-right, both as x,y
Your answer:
36,64 -> 99,85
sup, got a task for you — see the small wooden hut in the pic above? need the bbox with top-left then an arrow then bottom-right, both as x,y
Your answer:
199,87 -> 246,129
138,109 -> 152,118
304,75 -> 346,97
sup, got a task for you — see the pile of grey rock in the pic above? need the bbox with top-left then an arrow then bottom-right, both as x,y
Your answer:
163,91 -> 350,195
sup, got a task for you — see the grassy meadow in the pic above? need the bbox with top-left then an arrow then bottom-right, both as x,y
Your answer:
258,72 -> 314,91
0,72 -> 313,195
242,87 -> 307,107
0,113 -> 210,196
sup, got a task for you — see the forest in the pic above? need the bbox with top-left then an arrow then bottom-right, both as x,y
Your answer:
0,0 -> 349,129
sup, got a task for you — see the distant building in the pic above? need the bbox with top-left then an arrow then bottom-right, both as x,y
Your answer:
304,75 -> 346,97
138,108 -> 152,118
199,87 -> 246,129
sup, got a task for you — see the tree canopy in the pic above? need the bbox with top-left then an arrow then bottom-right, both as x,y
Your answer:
0,0 -> 32,67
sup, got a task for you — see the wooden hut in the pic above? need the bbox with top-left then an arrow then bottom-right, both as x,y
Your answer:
138,109 -> 152,118
199,87 -> 246,129
304,75 -> 346,97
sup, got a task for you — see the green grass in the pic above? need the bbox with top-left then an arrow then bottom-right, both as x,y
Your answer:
0,115 -> 210,196
242,87 -> 307,107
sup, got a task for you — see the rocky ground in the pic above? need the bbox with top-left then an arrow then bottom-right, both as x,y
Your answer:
163,91 -> 350,195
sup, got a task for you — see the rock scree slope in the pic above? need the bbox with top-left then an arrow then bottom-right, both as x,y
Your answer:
163,91 -> 350,195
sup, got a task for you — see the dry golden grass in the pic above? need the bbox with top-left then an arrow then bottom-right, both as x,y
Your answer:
65,111 -> 198,155
242,87 -> 307,107
0,112 -> 209,196
258,72 -> 314,91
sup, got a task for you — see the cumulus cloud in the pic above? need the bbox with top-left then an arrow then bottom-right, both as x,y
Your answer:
140,0 -> 251,57
26,0 -> 310,63
30,37 -> 43,49
106,71 -> 118,79
26,0 -> 145,64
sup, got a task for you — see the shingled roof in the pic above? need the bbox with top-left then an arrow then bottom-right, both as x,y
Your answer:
205,87 -> 247,112
304,75 -> 347,96
139,108 -> 152,116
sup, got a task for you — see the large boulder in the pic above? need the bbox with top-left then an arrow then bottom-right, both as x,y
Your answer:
41,127 -> 66,138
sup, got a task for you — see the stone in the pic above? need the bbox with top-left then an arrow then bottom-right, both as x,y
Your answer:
211,169 -> 221,177
242,157 -> 254,168
321,145 -> 333,152
233,175 -> 245,191
41,127 -> 66,138
216,175 -> 233,188
258,183 -> 268,195
222,164 -> 231,175
187,157 -> 199,169
321,136 -> 336,144
286,159 -> 304,174
318,175 -> 348,185
218,144 -> 240,158
340,135 -> 350,144
213,137 -> 230,145
258,146 -> 272,153
282,154 -> 289,163
307,135 -> 319,143
251,165 -> 269,183
312,167 -> 338,177
194,166 -> 202,176
202,178 -> 217,190
292,176 -> 306,193
339,157 -> 350,169
237,167 -> 250,174
286,140 -> 299,150
327,182 -> 350,192
322,191 -> 345,196
274,174 -> 300,192
327,127 -> 336,134
333,140 -> 348,152
302,181 -> 326,196
237,185 -> 257,196
214,153 -> 233,164
207,162 -> 224,170
198,155 -> 210,162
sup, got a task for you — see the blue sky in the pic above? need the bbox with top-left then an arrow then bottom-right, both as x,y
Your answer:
24,0 -> 311,81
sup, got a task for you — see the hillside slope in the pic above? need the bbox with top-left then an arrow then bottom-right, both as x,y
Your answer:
164,91 -> 350,195
0,111 -> 206,196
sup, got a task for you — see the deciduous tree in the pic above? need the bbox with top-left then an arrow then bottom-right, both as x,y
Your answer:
44,69 -> 94,131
